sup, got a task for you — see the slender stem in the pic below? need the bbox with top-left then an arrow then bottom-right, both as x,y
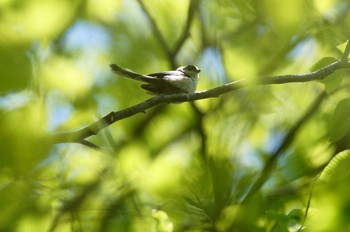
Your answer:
136,0 -> 174,67
172,0 -> 200,57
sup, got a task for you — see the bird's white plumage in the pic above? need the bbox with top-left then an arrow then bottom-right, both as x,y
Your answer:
162,74 -> 198,93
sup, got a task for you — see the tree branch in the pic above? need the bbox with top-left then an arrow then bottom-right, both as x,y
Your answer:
53,60 -> 350,145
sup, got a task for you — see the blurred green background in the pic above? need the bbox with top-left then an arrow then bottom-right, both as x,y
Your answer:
1,0 -> 350,231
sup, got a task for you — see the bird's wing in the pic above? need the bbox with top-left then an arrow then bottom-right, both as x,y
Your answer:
141,83 -> 183,94
147,70 -> 184,79
142,70 -> 187,94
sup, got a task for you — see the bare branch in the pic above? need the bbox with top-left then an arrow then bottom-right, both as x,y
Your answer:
54,60 -> 350,145
79,140 -> 101,149
53,96 -> 164,144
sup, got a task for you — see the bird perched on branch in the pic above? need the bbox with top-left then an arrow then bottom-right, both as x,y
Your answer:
110,64 -> 201,95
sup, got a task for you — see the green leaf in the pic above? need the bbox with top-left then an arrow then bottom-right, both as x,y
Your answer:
310,57 -> 343,93
265,210 -> 290,225
336,40 -> 350,58
266,209 -> 303,227
0,49 -> 32,93
320,150 -> 350,182
329,98 -> 350,142
309,57 -> 337,72
321,70 -> 345,94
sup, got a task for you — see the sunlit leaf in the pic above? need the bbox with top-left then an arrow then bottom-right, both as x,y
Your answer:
86,0 -> 122,24
0,99 -> 51,175
320,150 -> 350,182
329,98 -> 350,142
0,0 -> 79,46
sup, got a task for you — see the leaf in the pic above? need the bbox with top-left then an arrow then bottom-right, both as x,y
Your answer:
321,70 -> 345,94
329,98 -> 350,142
309,57 -> 344,94
336,40 -> 350,58
266,209 -> 303,227
265,210 -> 290,225
320,150 -> 350,182
309,57 -> 338,72
0,49 -> 32,93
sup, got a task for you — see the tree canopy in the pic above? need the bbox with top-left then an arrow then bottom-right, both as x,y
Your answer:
1,0 -> 350,231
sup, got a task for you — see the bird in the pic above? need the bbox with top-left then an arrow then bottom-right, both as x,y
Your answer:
110,64 -> 201,95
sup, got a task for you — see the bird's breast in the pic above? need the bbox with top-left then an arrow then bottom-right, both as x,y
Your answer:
163,75 -> 198,93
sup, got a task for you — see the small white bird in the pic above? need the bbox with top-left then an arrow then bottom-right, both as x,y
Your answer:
110,64 -> 201,95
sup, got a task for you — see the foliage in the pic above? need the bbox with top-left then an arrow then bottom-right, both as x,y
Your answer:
1,0 -> 350,231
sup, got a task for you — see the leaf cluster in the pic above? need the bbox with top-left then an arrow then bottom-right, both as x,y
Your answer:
1,0 -> 350,231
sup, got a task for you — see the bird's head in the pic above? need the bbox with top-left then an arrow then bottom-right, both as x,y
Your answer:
177,65 -> 201,78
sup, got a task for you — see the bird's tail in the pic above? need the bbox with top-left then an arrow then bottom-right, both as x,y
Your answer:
110,64 -> 157,83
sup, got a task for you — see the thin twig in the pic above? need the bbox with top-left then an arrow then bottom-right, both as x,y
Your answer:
79,140 -> 101,149
172,0 -> 200,57
297,174 -> 320,232
136,0 -> 173,66
136,0 -> 200,69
